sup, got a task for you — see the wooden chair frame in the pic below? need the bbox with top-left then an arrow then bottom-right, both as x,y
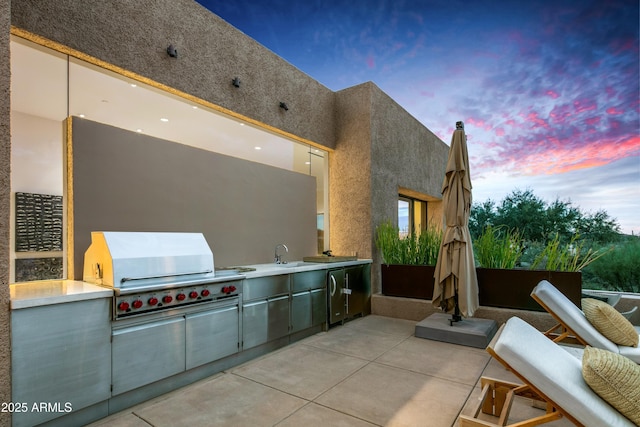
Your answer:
531,291 -> 589,346
458,325 -> 583,427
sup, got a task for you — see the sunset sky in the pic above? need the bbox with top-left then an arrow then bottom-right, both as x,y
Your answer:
198,0 -> 640,234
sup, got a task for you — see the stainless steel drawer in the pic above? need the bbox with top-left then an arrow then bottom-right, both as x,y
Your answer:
292,270 -> 326,292
112,317 -> 186,395
243,275 -> 290,301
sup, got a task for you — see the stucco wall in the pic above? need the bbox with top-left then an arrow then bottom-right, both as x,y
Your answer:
1,0 -> 11,423
10,0 -> 336,149
330,84 -> 374,260
332,83 -> 448,294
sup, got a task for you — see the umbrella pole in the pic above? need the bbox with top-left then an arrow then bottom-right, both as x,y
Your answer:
449,292 -> 462,326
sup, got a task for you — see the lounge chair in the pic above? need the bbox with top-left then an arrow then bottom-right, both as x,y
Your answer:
458,316 -> 634,427
531,280 -> 640,363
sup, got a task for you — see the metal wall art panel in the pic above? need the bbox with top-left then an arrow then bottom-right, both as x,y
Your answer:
15,192 -> 63,252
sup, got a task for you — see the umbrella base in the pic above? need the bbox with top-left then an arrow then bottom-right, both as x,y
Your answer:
415,313 -> 498,349
449,313 -> 462,325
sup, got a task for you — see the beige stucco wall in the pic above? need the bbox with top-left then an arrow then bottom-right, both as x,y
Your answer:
1,0 -> 11,423
332,83 -> 448,294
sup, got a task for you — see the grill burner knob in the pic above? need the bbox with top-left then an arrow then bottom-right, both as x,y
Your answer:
229,285 -> 237,293
222,286 -> 229,294
162,295 -> 173,303
132,300 -> 143,309
201,289 -> 210,297
176,293 -> 186,301
148,297 -> 159,306
118,301 -> 130,311
189,291 -> 198,299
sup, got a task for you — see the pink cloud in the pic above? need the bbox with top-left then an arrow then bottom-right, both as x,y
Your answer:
366,54 -> 375,69
549,104 -> 572,124
495,128 -> 505,137
606,107 -> 624,115
523,112 -> 550,129
475,134 -> 640,176
573,99 -> 597,114
546,90 -> 560,99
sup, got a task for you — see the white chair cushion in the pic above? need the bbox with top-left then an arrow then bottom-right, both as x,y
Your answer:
492,317 -> 634,427
618,341 -> 640,363
532,280 -> 618,353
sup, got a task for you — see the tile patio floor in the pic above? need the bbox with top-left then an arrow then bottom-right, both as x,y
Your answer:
88,315 -> 574,427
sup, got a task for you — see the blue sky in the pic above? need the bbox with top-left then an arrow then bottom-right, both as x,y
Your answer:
198,0 -> 640,234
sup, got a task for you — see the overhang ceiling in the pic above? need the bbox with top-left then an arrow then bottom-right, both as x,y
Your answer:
10,36 -> 324,172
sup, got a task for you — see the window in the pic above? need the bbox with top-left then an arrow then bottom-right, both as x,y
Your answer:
398,195 -> 427,238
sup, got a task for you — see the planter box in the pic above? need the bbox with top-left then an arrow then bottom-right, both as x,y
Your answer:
381,264 -> 582,312
477,267 -> 582,312
381,264 -> 434,300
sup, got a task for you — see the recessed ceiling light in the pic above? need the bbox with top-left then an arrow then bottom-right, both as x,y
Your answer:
239,123 -> 245,126
136,129 -> 143,133
130,84 -> 137,88
192,106 -> 198,109
254,146 -> 262,150
79,114 -> 85,118
305,161 -> 311,165
160,118 -> 169,122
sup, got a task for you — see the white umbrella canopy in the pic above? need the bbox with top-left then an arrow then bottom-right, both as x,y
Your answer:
432,121 -> 479,320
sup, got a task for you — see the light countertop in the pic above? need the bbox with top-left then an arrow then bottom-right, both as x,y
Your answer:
231,259 -> 372,279
10,280 -> 113,310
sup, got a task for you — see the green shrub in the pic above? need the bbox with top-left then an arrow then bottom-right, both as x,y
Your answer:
474,225 -> 523,269
530,233 -> 612,272
582,238 -> 640,292
375,220 -> 442,265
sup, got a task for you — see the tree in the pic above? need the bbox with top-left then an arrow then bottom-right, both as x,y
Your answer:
469,199 -> 496,239
469,188 -> 621,244
576,210 -> 621,243
542,198 -> 581,241
495,189 -> 547,242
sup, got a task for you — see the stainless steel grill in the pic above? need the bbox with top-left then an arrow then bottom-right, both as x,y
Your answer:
83,231 -> 243,319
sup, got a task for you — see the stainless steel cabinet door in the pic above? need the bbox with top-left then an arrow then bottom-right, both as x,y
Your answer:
11,299 -> 111,427
268,295 -> 290,340
345,266 -> 363,317
311,287 -> 327,326
291,291 -> 312,333
112,317 -> 186,395
242,300 -> 268,349
328,269 -> 346,324
186,304 -> 239,370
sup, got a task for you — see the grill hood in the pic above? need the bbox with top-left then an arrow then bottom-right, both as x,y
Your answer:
83,232 -> 215,290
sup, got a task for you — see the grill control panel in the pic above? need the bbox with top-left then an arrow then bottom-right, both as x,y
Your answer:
114,280 -> 242,319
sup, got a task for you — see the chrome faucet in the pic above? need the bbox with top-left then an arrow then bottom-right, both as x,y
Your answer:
274,243 -> 288,264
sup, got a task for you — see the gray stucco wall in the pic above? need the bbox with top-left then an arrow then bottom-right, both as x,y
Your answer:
1,0 -> 11,423
10,0 -> 336,149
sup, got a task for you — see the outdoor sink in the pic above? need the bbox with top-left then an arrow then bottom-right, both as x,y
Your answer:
302,256 -> 357,263
275,262 -> 307,268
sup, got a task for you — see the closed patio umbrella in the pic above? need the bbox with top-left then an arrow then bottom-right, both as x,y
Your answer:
432,121 -> 479,321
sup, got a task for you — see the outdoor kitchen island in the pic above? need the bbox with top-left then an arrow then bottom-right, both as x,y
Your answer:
9,258 -> 371,427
